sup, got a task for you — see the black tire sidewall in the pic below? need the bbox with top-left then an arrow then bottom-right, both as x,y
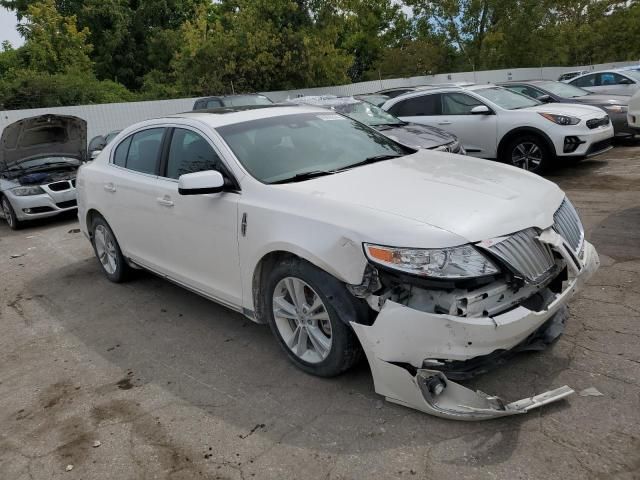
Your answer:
2,196 -> 21,230
505,134 -> 551,174
91,216 -> 128,282
263,259 -> 361,377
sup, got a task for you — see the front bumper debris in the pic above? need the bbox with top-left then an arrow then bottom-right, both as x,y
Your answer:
352,239 -> 599,420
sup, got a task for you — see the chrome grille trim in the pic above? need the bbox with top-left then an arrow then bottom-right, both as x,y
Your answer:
480,228 -> 555,284
553,198 -> 584,254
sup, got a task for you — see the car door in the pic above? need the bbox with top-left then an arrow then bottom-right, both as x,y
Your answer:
386,93 -> 443,128
152,126 -> 242,307
102,127 -> 167,268
598,72 -> 638,96
436,92 -> 498,158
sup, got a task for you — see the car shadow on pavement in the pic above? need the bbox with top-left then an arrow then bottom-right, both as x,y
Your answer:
23,256 -> 575,460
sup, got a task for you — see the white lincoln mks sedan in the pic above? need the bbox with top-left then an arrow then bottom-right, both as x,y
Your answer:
77,105 -> 600,420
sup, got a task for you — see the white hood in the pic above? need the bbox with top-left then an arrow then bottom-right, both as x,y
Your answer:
278,150 -> 565,244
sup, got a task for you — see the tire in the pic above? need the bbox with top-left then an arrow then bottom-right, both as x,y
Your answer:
503,134 -> 552,174
262,258 -> 364,377
90,215 -> 130,283
1,196 -> 21,230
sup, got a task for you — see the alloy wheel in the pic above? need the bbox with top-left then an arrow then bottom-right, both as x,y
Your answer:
2,198 -> 15,228
94,224 -> 118,274
272,277 -> 332,364
511,142 -> 543,171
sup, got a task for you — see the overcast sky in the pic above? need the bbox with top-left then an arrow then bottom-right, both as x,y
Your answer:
0,7 -> 23,47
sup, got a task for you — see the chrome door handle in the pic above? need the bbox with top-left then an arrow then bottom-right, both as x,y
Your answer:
438,121 -> 452,125
103,183 -> 116,192
156,196 -> 174,207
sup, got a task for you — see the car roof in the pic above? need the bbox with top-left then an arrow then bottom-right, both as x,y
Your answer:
169,104 -> 328,128
197,93 -> 269,100
288,95 -> 361,107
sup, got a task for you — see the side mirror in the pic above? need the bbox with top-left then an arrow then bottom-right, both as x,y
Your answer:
90,149 -> 102,160
538,94 -> 552,103
470,105 -> 491,115
619,78 -> 634,85
178,170 -> 225,195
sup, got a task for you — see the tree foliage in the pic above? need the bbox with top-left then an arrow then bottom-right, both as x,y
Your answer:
1,0 -> 640,109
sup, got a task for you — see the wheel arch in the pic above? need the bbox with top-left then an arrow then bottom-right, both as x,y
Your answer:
497,127 -> 557,161
250,248 -> 368,326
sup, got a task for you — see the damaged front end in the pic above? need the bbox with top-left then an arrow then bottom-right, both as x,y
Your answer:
349,212 -> 600,420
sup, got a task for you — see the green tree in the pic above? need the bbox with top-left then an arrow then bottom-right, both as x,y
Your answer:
17,0 -> 92,74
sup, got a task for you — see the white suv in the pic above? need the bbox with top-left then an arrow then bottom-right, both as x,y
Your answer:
382,85 -> 614,174
77,106 -> 599,420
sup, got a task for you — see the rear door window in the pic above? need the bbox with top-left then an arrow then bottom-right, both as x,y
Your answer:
388,94 -> 441,116
124,128 -> 164,175
572,74 -> 596,88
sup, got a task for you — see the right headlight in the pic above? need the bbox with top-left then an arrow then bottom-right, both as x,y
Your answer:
11,186 -> 45,196
363,243 -> 499,279
603,105 -> 627,113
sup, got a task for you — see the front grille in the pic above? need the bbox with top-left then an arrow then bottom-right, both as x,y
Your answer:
48,180 -> 73,191
553,198 -> 584,254
586,116 -> 610,129
481,228 -> 555,284
56,199 -> 77,209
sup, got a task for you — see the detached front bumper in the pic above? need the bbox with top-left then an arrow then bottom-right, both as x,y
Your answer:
352,240 -> 599,420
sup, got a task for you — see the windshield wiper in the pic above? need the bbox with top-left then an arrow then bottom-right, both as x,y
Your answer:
270,170 -> 336,184
336,154 -> 403,171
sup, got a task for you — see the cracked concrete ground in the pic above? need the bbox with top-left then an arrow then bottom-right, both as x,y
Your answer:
1,144 -> 640,480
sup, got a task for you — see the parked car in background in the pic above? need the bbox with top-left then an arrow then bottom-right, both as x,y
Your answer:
628,89 -> 640,133
354,94 -> 390,107
77,105 -> 598,419
0,114 -> 86,229
558,70 -> 589,82
289,96 -> 464,153
374,87 -> 423,98
382,84 -> 614,174
88,130 -> 122,159
193,94 -> 273,110
568,69 -> 640,96
499,80 -> 634,137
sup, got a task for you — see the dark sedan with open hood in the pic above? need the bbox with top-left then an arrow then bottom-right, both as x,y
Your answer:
0,114 -> 86,229
288,96 -> 465,154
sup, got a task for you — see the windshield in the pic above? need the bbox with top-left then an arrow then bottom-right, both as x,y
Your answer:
223,95 -> 273,107
624,70 -> 640,82
7,156 -> 80,171
475,87 -> 541,110
217,112 -> 409,184
333,101 -> 403,126
538,81 -> 590,98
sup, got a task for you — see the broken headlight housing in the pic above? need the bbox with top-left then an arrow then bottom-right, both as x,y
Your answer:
363,243 -> 499,279
11,185 -> 45,196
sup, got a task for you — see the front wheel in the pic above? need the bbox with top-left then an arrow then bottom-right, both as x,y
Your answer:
263,258 -> 363,377
503,134 -> 552,174
1,196 -> 21,230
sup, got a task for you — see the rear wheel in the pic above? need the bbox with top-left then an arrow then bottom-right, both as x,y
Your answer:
262,258 -> 363,377
1,196 -> 21,230
504,134 -> 552,174
91,216 -> 130,282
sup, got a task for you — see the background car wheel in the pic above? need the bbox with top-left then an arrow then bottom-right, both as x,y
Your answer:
504,134 -> 552,174
1,196 -> 21,230
263,258 -> 364,377
91,216 -> 130,283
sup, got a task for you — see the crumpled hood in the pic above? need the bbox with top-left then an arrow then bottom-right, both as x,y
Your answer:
524,103 -> 608,119
375,122 -> 455,149
280,150 -> 565,243
0,114 -> 87,171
